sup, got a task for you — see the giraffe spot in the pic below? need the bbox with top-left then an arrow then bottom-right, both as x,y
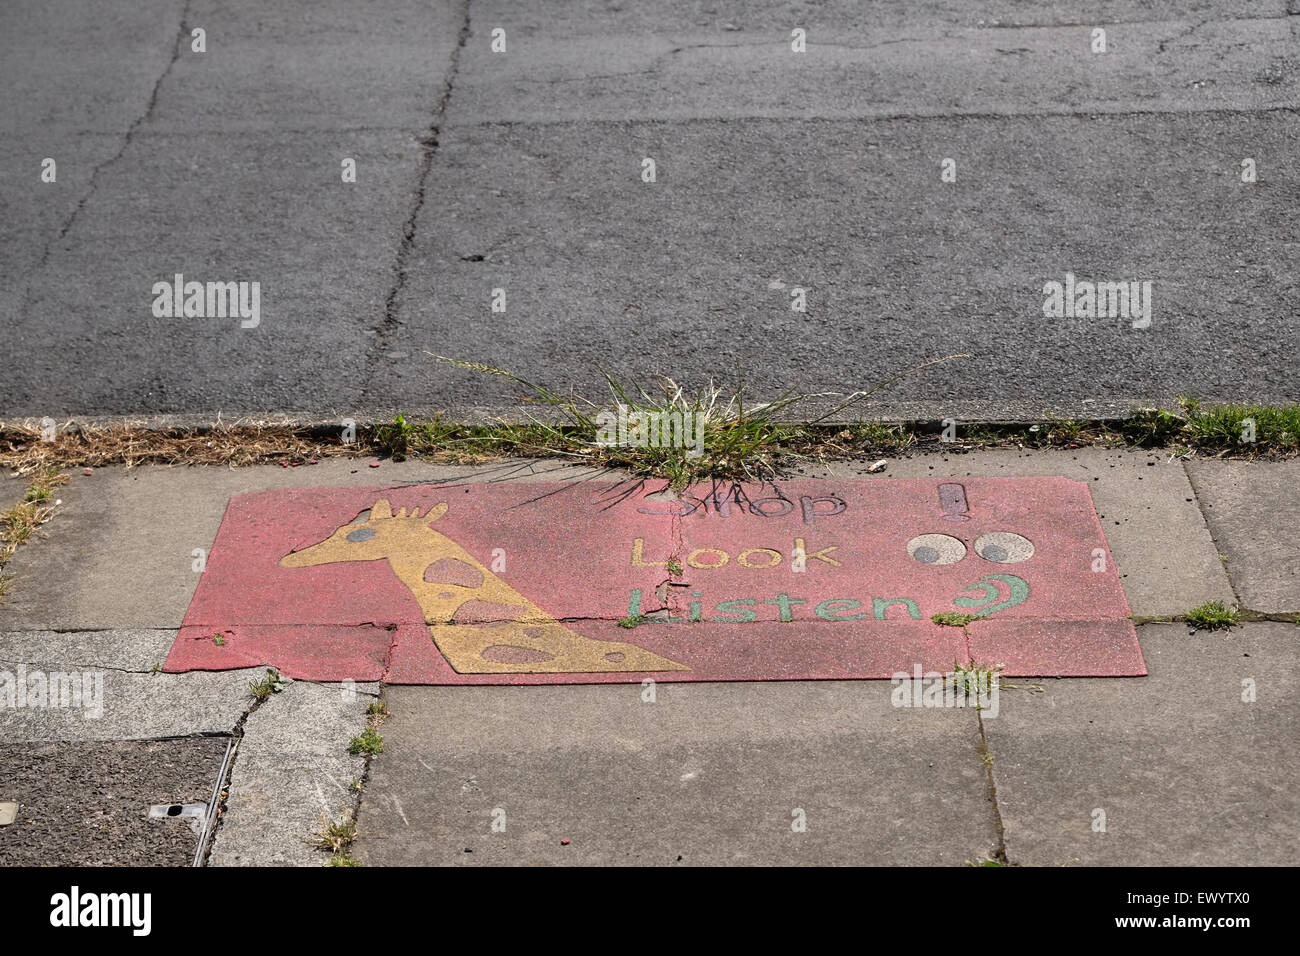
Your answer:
604,652 -> 626,664
524,627 -> 543,639
452,601 -> 540,624
481,645 -> 555,664
423,558 -> 484,589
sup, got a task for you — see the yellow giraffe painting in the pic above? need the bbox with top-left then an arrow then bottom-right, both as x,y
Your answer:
279,499 -> 688,674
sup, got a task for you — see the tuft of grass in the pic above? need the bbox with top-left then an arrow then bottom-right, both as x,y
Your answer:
326,851 -> 361,867
375,412 -> 415,461
366,700 -> 389,722
933,612 -> 983,627
0,466 -> 68,604
617,615 -> 645,629
312,811 -> 358,856
348,727 -> 384,756
428,353 -> 969,488
1185,601 -> 1240,631
1116,407 -> 1185,446
951,662 -> 1000,696
24,468 -> 67,503
248,668 -> 291,702
1181,399 -> 1300,452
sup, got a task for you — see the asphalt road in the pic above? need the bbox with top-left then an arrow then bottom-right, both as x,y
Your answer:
2,0 -> 1297,421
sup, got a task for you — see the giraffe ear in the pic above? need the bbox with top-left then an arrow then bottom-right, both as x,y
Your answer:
371,499 -> 393,520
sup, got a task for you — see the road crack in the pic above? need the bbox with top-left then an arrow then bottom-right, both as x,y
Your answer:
362,0 -> 474,400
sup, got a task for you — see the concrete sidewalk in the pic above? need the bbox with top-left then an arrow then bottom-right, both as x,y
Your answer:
0,449 -> 1295,865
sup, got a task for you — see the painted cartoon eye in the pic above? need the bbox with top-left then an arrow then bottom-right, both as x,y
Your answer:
346,528 -> 375,543
973,531 -> 1034,563
907,534 -> 967,565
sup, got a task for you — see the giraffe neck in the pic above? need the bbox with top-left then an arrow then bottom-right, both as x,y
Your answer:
384,528 -> 518,624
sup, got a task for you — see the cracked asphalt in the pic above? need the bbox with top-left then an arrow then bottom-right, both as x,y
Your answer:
2,0 -> 1296,421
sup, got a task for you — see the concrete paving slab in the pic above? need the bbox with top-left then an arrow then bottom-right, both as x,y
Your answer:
0,737 -> 229,866
984,621 -> 1300,865
1186,460 -> 1300,613
0,469 -> 121,631
356,680 -> 997,865
164,476 -> 1140,680
208,680 -> 376,867
0,629 -> 176,673
0,666 -> 261,742
852,448 -> 1236,618
0,460 -> 599,632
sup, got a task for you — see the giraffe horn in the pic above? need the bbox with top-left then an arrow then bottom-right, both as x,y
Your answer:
372,499 -> 393,519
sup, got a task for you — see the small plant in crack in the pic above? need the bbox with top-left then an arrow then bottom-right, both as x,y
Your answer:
932,612 -> 983,627
248,668 -> 292,702
951,662 -> 1000,699
348,726 -> 385,756
665,558 -> 684,577
313,809 -> 360,866
617,614 -> 645,629
1185,601 -> 1239,631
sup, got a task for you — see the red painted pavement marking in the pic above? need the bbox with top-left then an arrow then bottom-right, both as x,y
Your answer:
164,477 -> 1144,682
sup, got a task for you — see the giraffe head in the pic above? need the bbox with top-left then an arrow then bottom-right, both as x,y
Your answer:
279,499 -> 447,568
